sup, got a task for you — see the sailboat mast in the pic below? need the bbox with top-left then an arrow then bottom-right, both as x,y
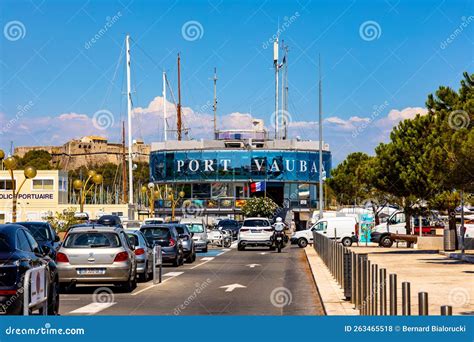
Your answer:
126,34 -> 134,205
273,38 -> 279,140
122,121 -> 127,203
177,53 -> 182,141
213,67 -> 218,139
163,71 -> 167,141
318,54 -> 324,219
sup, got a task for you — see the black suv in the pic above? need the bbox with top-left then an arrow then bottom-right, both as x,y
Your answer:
0,224 -> 60,315
217,219 -> 241,239
140,225 -> 184,266
16,222 -> 61,261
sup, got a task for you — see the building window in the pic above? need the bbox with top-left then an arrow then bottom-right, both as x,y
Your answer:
192,183 -> 210,198
0,179 -> 15,190
211,183 -> 233,198
32,179 -> 54,190
58,178 -> 68,192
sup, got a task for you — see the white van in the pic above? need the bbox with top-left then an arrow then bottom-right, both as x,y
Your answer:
179,217 -> 208,252
293,216 -> 359,247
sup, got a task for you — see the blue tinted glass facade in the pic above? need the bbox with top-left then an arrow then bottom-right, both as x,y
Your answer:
150,150 -> 331,183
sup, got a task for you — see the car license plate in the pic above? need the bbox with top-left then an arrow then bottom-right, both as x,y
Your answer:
277,237 -> 282,241
251,229 -> 260,233
77,268 -> 105,275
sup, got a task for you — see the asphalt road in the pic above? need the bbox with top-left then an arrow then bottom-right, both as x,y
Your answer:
59,244 -> 325,316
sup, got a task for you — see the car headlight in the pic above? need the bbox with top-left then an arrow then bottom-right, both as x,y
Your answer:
0,260 -> 20,267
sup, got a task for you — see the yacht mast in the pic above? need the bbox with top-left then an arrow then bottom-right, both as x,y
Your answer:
126,34 -> 134,205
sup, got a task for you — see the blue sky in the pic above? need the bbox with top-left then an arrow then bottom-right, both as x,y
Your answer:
0,0 -> 472,163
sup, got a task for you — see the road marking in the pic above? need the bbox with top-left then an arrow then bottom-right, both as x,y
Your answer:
190,257 -> 215,269
163,271 -> 184,277
222,248 -> 231,251
69,302 -> 115,314
132,272 -> 184,296
260,252 -> 267,255
220,283 -> 246,292
246,264 -> 261,268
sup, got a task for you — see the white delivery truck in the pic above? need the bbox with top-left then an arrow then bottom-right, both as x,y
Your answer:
291,216 -> 359,247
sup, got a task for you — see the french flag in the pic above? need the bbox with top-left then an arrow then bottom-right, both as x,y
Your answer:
250,181 -> 266,193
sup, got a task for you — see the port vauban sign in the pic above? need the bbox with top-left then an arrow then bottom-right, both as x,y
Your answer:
176,158 -> 321,174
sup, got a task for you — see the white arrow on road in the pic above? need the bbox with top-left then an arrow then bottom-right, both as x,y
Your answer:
220,284 -> 247,292
246,264 -> 261,268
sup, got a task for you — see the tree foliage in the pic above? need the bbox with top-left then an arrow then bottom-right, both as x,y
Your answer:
241,197 -> 279,218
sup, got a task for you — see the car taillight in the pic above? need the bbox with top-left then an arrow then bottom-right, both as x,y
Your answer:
169,238 -> 176,247
355,223 -> 359,237
56,252 -> 69,263
114,251 -> 129,262
0,290 -> 17,295
134,248 -> 145,256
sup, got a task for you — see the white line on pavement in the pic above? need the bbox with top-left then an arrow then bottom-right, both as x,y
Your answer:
163,271 -> 184,277
69,302 -> 115,314
131,273 -> 183,296
190,257 -> 215,269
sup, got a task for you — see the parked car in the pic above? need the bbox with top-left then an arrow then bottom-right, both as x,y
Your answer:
140,225 -> 184,266
313,216 -> 359,247
179,218 -> 208,253
238,217 -> 273,251
57,225 -> 137,292
97,215 -> 123,228
216,219 -> 240,239
16,221 -> 61,260
174,224 -> 196,263
126,230 -> 153,281
0,224 -> 60,315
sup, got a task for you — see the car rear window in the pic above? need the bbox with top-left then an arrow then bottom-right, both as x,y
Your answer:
127,233 -> 139,246
17,222 -> 52,242
0,234 -> 12,252
184,224 -> 204,233
141,227 -> 171,244
63,232 -> 121,248
243,219 -> 270,227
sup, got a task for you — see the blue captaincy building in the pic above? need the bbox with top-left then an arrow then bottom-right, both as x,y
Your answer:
148,126 -> 331,226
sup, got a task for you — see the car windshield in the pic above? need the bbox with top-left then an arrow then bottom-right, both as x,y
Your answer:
243,219 -> 270,227
219,221 -> 238,228
185,224 -> 204,233
0,234 -> 12,252
17,222 -> 51,242
64,232 -> 121,248
141,227 -> 171,244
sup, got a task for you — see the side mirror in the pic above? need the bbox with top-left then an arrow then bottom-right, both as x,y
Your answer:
54,235 -> 61,242
41,245 -> 51,255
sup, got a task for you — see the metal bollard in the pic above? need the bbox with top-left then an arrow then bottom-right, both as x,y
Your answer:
361,258 -> 367,314
366,261 -> 371,315
389,274 -> 397,315
372,264 -> 378,315
379,268 -> 387,315
351,252 -> 356,305
440,305 -> 452,315
402,282 -> 411,315
418,292 -> 429,315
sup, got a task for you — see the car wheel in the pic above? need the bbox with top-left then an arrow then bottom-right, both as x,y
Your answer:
179,250 -> 185,266
297,238 -> 308,248
381,236 -> 393,248
202,246 -> 208,253
121,276 -> 135,293
341,237 -> 353,247
237,243 -> 245,251
47,279 -> 60,315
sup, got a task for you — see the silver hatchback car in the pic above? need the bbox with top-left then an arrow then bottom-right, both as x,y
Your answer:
57,225 -> 137,292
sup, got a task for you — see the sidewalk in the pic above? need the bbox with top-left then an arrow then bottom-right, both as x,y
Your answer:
304,246 -> 358,315
348,246 -> 474,315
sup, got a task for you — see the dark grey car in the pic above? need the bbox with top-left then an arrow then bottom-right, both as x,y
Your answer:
140,225 -> 184,267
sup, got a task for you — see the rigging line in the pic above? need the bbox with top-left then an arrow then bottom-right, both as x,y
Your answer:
100,39 -> 125,110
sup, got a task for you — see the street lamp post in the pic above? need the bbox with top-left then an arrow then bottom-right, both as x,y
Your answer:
141,182 -> 161,218
0,150 -> 37,223
168,189 -> 185,221
73,170 -> 103,213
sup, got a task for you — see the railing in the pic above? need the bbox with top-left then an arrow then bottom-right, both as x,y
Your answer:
313,231 -> 454,316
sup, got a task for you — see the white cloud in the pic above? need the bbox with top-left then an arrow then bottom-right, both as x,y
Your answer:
324,115 -> 371,130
